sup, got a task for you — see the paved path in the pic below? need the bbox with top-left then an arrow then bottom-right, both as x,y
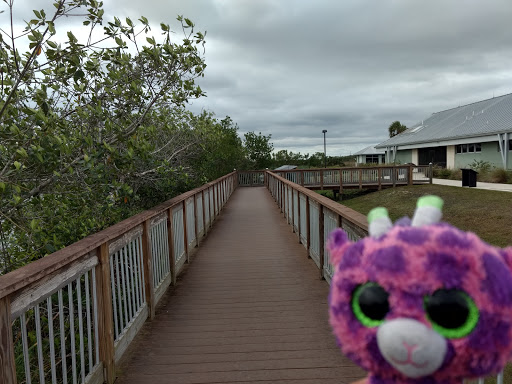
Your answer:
116,187 -> 365,384
432,178 -> 512,192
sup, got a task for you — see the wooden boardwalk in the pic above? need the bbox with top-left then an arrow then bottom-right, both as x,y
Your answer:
116,187 -> 366,384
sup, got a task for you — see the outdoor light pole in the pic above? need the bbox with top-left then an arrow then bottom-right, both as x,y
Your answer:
322,130 -> 327,168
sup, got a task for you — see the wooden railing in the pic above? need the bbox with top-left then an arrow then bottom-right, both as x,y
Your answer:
265,170 -> 505,384
272,164 -> 432,189
0,172 -> 237,384
266,171 -> 368,282
237,170 -> 265,187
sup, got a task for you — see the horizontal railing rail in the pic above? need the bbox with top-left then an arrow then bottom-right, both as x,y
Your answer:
0,172 -> 237,384
265,170 -> 504,384
272,164 -> 432,190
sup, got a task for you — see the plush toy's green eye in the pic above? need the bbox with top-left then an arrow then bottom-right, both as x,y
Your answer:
352,282 -> 390,327
424,289 -> 479,338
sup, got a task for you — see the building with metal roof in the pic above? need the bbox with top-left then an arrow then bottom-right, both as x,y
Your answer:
375,93 -> 512,169
354,145 -> 386,165
274,165 -> 298,171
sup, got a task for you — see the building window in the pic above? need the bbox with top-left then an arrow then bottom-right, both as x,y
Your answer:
366,155 -> 380,163
457,143 -> 481,153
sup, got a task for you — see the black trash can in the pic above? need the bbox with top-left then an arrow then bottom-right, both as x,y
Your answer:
461,168 -> 478,187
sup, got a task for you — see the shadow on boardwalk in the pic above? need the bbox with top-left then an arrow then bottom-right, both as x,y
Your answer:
116,187 -> 365,384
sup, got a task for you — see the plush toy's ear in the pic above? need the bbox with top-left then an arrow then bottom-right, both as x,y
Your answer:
411,195 -> 444,227
327,229 -> 353,266
368,207 -> 392,237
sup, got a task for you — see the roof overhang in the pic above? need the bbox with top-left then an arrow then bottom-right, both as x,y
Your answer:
376,133 -> 507,150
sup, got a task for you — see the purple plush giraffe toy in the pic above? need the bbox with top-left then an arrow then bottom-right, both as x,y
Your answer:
328,195 -> 512,384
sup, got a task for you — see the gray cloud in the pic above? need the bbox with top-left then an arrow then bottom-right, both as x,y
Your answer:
6,0 -> 512,155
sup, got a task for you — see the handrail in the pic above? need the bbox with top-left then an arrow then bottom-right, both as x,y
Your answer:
265,171 -> 368,283
0,171 -> 238,384
270,164 -> 432,189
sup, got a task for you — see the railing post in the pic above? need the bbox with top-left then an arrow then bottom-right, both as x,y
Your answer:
167,208 -> 177,286
306,196 -> 311,258
209,186 -> 213,228
202,190 -> 207,237
319,206 -> 325,279
291,188 -> 295,233
408,164 -> 413,186
392,166 -> 396,187
142,220 -> 156,319
182,201 -> 189,263
193,194 -> 199,247
339,169 -> 343,197
301,171 -> 304,186
0,297 -> 16,384
378,167 -> 382,190
359,169 -> 363,190
96,242 -> 116,384
429,163 -> 433,184
320,170 -> 324,190
297,192 -> 301,243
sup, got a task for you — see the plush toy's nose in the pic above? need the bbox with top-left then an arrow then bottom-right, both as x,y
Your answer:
377,318 -> 447,378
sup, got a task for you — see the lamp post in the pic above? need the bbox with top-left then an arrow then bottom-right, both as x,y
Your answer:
322,130 -> 327,168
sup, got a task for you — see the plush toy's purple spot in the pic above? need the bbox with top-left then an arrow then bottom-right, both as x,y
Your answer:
331,229 -> 348,247
482,253 -> 512,306
398,227 -> 430,245
468,311 -> 510,351
340,242 -> 363,269
467,351 -> 501,377
369,246 -> 405,274
367,335 -> 389,368
369,376 -> 395,384
394,216 -> 411,227
427,252 -> 468,289
437,229 -> 472,249
439,341 -> 455,371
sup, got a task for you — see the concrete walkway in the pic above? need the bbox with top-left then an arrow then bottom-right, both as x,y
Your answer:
432,178 -> 512,192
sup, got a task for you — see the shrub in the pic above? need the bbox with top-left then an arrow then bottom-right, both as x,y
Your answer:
490,168 -> 510,183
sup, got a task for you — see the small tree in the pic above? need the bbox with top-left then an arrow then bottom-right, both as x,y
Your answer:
388,121 -> 407,137
243,131 -> 273,169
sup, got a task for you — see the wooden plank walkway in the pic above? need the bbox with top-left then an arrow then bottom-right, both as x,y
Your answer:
116,187 -> 366,384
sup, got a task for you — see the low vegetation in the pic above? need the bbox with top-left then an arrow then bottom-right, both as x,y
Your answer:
433,161 -> 512,184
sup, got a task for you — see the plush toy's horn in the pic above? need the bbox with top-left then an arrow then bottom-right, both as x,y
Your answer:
368,207 -> 393,237
411,195 -> 444,227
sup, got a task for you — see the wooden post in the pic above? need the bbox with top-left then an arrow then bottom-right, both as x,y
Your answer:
297,192 -> 301,243
392,166 -> 396,187
408,164 -> 413,186
167,208 -> 177,285
182,201 -> 189,263
306,196 -> 311,258
141,220 -> 155,319
250,172 -> 253,187
0,297 -> 16,384
429,163 -> 433,184
202,190 -> 207,237
320,170 -> 324,190
300,171 -> 305,187
359,169 -> 363,190
337,214 -> 342,228
339,169 -> 343,195
193,194 -> 199,247
378,167 -> 382,190
208,187 -> 213,228
319,206 -> 325,279
96,243 -> 116,383
291,188 -> 295,232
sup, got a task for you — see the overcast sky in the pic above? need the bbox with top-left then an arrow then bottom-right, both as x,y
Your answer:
6,1 -> 512,155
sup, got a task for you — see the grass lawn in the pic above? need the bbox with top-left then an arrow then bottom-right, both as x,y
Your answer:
322,185 -> 512,382
331,184 -> 512,248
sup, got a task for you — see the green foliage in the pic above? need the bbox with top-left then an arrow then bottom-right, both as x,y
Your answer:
243,131 -> 273,169
468,160 -> 492,174
0,1 -> 229,273
388,121 -> 407,138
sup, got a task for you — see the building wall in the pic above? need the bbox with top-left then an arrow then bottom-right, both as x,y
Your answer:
446,145 -> 455,169
394,150 -> 412,164
454,141 -> 512,169
412,149 -> 418,165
